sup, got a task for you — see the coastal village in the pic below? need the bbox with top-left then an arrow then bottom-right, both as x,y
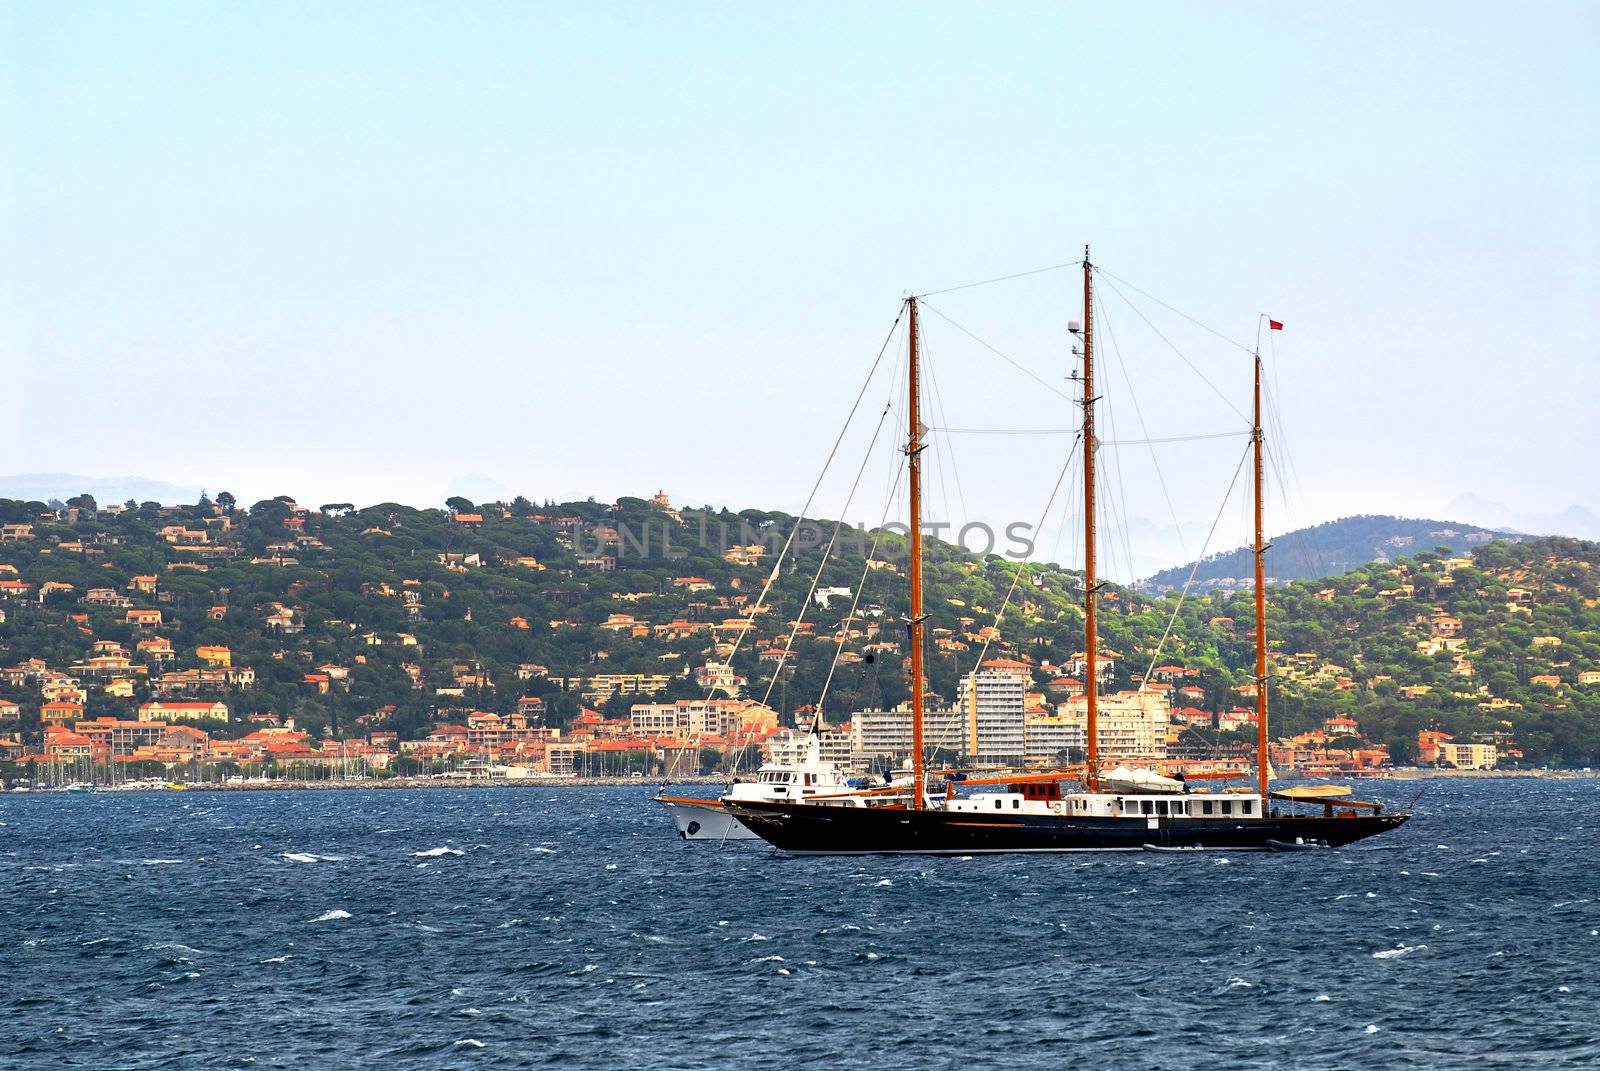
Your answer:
2,491 -> 1594,787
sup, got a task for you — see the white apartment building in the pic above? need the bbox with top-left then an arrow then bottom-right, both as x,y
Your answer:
765,726 -> 857,769
1055,689 -> 1171,760
955,661 -> 1030,766
630,699 -> 777,738
850,703 -> 965,769
1023,713 -> 1087,767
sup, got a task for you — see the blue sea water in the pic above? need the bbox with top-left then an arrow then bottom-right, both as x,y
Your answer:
1,779 -> 1597,1070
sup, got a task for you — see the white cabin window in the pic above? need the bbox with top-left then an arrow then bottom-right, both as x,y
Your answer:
1202,800 -> 1214,816
1172,801 -> 1185,816
1221,801 -> 1232,815
994,799 -> 1002,810
1241,800 -> 1253,815
1012,799 -> 1020,809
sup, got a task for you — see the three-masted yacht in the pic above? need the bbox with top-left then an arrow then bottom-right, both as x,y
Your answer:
728,251 -> 1412,854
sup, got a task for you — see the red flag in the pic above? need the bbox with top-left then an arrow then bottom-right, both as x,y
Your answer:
1268,319 -> 1284,331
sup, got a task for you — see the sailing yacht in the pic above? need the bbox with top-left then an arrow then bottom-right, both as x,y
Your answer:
728,251 -> 1412,854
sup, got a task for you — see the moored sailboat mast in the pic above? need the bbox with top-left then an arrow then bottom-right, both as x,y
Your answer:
906,296 -> 927,810
1253,351 -> 1271,798
1080,250 -> 1099,791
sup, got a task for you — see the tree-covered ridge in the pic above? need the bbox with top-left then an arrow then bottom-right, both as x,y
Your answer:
1139,514 -> 1528,590
1,494 -> 1598,766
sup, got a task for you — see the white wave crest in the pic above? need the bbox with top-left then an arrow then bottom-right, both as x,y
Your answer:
1372,944 -> 1425,960
309,909 -> 351,923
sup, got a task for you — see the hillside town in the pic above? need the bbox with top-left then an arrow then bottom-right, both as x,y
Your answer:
2,491 -> 1594,789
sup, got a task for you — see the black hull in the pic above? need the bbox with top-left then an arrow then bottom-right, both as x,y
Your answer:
729,800 -> 1408,855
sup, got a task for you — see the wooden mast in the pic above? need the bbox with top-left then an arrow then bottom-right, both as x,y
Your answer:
1253,351 -> 1270,799
907,296 -> 926,809
1081,249 -> 1099,791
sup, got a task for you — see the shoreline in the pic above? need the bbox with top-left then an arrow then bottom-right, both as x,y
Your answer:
6,768 -> 1597,795
5,775 -> 728,793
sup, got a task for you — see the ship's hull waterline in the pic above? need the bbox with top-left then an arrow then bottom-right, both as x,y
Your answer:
729,799 -> 1409,855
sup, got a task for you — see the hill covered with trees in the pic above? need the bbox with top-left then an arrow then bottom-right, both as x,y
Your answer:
1138,514 -> 1527,590
2,493 -> 1598,765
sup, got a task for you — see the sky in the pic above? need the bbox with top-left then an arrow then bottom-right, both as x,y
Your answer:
3,2 -> 1597,576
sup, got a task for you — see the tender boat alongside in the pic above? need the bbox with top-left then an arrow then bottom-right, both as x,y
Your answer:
656,736 -> 906,841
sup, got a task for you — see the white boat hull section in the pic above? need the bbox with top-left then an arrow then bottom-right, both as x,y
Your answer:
662,800 -> 759,841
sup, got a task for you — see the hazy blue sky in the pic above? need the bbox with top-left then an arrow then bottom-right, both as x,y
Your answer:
4,2 -> 1596,572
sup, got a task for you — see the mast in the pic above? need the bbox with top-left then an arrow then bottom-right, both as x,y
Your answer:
1080,249 -> 1099,790
907,297 -> 926,809
1253,351 -> 1270,799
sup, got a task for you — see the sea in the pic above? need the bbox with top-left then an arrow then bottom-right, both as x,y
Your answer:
1,778 -> 1596,1070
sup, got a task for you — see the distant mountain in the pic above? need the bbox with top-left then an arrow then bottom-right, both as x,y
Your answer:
1136,515 -> 1527,591
1443,493 -> 1600,542
0,473 -> 206,507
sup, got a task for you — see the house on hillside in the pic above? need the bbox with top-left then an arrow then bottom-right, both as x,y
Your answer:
42,700 -> 85,725
138,701 -> 229,724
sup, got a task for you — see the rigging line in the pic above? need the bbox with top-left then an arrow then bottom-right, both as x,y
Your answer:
1260,397 -> 1318,582
1097,362 -> 1138,590
1049,441 -> 1084,573
1265,439 -> 1318,582
1253,366 -> 1307,574
1266,337 -> 1309,521
912,260 -> 1078,299
921,330 -> 971,525
968,434 -> 1083,674
1138,442 -> 1254,695
731,304 -> 902,651
815,464 -> 905,718
1262,374 -> 1311,564
933,427 -> 1250,445
916,300 -> 1074,402
882,328 -> 909,516
1092,264 -> 1256,354
1098,319 -> 1141,588
1097,289 -> 1192,566
1178,719 -> 1239,768
1096,274 -> 1252,426
670,308 -> 903,784
735,396 -> 899,778
758,396 -> 898,713
920,329 -> 955,529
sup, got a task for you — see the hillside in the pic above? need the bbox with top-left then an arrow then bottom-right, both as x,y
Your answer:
2,493 -> 1599,766
1138,514 -> 1526,591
